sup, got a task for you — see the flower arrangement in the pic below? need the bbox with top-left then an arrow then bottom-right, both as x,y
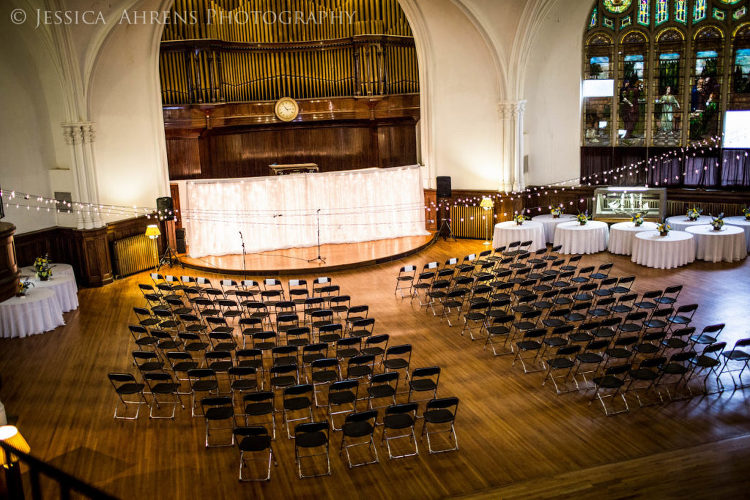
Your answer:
710,213 -> 724,231
551,206 -> 564,219
686,207 -> 703,221
17,279 -> 34,297
656,220 -> 671,236
576,212 -> 589,226
514,214 -> 526,226
33,254 -> 53,281
630,212 -> 644,227
743,207 -> 750,221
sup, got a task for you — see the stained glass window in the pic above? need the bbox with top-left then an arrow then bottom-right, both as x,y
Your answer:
734,6 -> 747,20
712,8 -> 726,20
690,49 -> 721,141
637,0 -> 650,25
590,6 -> 598,27
604,0 -> 632,13
675,0 -> 688,23
604,17 -> 615,29
733,49 -> 750,94
584,34 -> 614,146
655,53 -> 683,145
621,15 -> 632,28
656,0 -> 669,24
718,0 -> 742,4
693,0 -> 707,22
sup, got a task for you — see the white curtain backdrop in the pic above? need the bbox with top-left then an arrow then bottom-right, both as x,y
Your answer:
184,165 -> 427,258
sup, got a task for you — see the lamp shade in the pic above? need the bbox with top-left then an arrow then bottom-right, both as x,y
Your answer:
145,224 -> 161,238
480,197 -> 494,209
0,425 -> 30,466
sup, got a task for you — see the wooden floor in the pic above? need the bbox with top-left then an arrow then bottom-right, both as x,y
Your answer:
1,239 -> 750,499
179,234 -> 436,274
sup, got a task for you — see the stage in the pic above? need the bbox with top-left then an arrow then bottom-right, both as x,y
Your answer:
178,233 -> 437,275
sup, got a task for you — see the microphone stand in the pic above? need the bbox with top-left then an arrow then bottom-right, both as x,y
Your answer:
308,209 -> 326,264
239,231 -> 247,281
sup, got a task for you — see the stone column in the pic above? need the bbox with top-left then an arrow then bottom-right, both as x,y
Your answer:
498,100 -> 527,193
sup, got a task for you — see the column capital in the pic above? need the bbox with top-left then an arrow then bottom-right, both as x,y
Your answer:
498,100 -> 527,119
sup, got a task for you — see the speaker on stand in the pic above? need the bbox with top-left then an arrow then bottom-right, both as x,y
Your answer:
155,197 -> 181,269
435,176 -> 455,241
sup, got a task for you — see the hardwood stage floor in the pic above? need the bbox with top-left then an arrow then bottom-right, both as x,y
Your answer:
1,239 -> 749,499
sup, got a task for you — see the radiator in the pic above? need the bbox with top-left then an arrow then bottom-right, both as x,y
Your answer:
449,206 -> 493,239
113,234 -> 156,277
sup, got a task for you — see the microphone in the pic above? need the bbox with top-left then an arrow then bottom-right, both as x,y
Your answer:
238,231 -> 243,239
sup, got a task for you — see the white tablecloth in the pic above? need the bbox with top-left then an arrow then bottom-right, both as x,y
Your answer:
532,214 -> 577,244
608,221 -> 659,255
21,263 -> 75,279
724,216 -> 750,252
685,225 -> 747,263
666,215 -> 712,232
27,274 -> 79,313
492,221 -> 546,251
553,221 -> 609,255
0,288 -> 65,338
631,231 -> 695,269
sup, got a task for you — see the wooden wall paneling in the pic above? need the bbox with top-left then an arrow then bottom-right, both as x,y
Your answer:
164,136 -> 202,178
0,222 -> 20,302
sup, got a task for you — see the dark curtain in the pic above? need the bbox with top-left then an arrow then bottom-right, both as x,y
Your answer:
581,147 -> 750,190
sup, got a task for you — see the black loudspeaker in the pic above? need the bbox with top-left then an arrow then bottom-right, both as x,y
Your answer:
156,196 -> 174,216
436,176 -> 452,198
0,184 -> 4,219
175,227 -> 186,254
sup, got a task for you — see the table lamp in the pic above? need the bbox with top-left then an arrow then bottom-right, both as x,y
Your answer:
145,224 -> 161,271
480,197 -> 495,246
1,425 -> 30,499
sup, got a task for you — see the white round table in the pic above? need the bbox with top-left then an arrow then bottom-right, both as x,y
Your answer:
26,274 -> 79,312
21,263 -> 75,279
608,221 -> 659,256
492,221 -> 546,252
532,214 -> 577,244
685,225 -> 747,263
553,220 -> 609,254
666,215 -> 712,232
0,288 -> 65,338
631,231 -> 695,269
724,216 -> 750,252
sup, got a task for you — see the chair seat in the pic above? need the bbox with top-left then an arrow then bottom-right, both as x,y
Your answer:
302,353 -> 325,364
644,320 -> 667,329
296,431 -> 328,448
151,383 -> 180,394
668,316 -> 691,324
337,348 -> 359,359
610,305 -> 632,314
361,347 -> 384,357
312,371 -> 339,384
135,337 -> 158,346
231,380 -> 258,391
593,328 -> 616,338
116,383 -> 145,395
516,340 -> 541,351
513,306 -> 534,315
605,348 -> 632,359
629,368 -> 658,381
185,342 -> 209,351
397,276 -> 414,282
487,326 -> 510,335
205,407 -> 234,420
513,321 -> 537,331
319,334 -> 342,344
209,361 -> 233,372
542,319 -> 564,328
619,324 -> 642,332
565,313 -> 586,322
348,366 -> 373,378
634,302 -> 656,309
722,350 -> 750,361
368,385 -> 396,399
662,364 -> 689,375
193,380 -> 219,392
409,379 -> 437,392
592,375 -> 624,389
383,413 -> 414,429
543,337 -> 567,347
465,313 -> 486,321
689,334 -> 717,345
244,402 -> 273,416
662,339 -> 688,349
342,421 -> 374,438
610,286 -> 630,294
532,301 -> 553,310
547,358 -> 574,369
424,409 -> 454,424
577,353 -> 603,364
633,343 -> 659,354
284,396 -> 311,411
590,273 -> 608,280
692,356 -> 720,368
593,289 -> 612,297
383,359 -> 408,370
239,435 -> 271,452
172,361 -> 199,372
329,391 -> 356,406
444,300 -> 464,309
569,333 -> 593,342
572,294 -> 592,302
270,375 -> 297,387
137,362 -> 162,372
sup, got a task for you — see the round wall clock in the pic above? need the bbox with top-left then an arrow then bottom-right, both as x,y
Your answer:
274,97 -> 299,122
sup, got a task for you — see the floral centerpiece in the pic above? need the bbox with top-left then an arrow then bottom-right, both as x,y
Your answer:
576,212 -> 589,226
743,207 -> 750,221
551,206 -> 564,219
513,214 -> 526,226
656,220 -> 671,236
33,254 -> 53,281
17,279 -> 33,297
630,212 -> 644,227
686,207 -> 702,221
710,213 -> 724,231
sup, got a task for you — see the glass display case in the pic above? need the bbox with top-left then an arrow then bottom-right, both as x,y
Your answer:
593,186 -> 666,222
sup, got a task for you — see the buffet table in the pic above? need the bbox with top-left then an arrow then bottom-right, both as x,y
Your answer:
21,263 -> 75,279
608,221 -> 659,256
492,221 -> 546,252
665,215 -> 712,232
27,274 -> 79,313
631,231 -> 696,269
553,221 -> 609,254
532,214 -> 577,244
0,288 -> 65,338
724,216 -> 750,252
685,225 -> 747,263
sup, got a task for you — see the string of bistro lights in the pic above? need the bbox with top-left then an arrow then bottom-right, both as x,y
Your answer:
1,134 -> 747,227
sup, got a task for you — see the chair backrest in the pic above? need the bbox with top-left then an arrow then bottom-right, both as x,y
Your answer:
385,402 -> 418,416
386,344 -> 412,357
294,421 -> 329,441
312,357 -> 339,370
702,342 -> 726,356
365,334 -> 389,347
330,379 -> 358,393
399,265 -> 416,273
201,396 -> 233,413
370,371 -> 399,385
425,397 -> 459,415
734,338 -> 750,349
284,384 -> 313,397
557,345 -> 581,356
703,323 -> 725,335
344,410 -> 377,425
243,391 -> 274,404
676,303 -> 699,315
642,290 -> 663,300
108,372 -> 137,385
551,325 -> 574,336
234,426 -> 270,444
639,356 -> 666,369
626,311 -> 648,322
